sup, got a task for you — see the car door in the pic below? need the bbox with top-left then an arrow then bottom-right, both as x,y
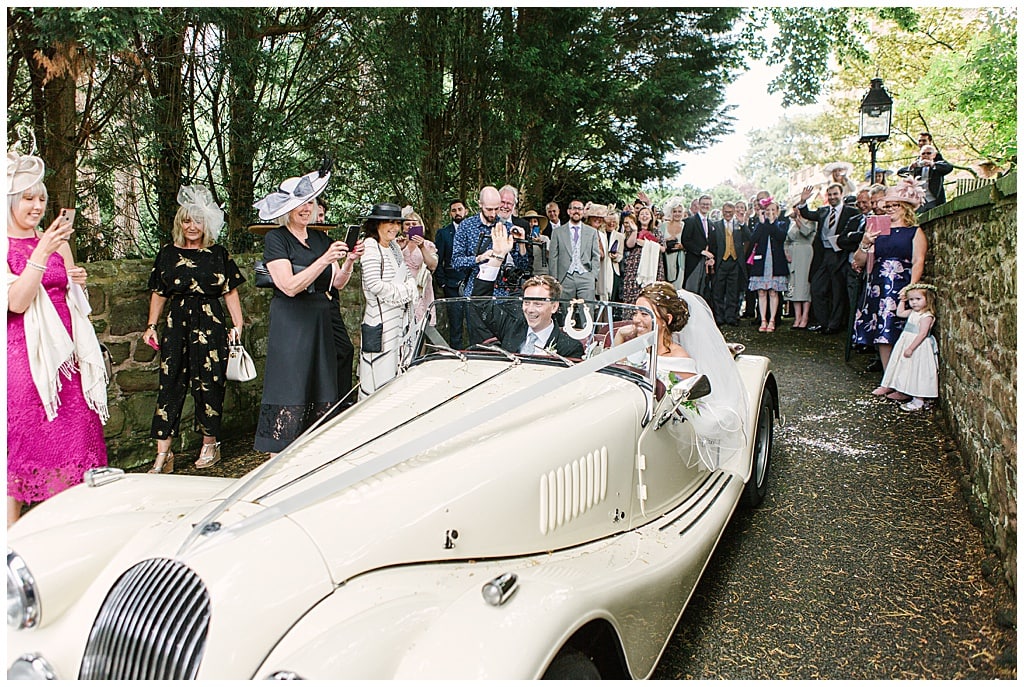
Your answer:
630,384 -> 707,525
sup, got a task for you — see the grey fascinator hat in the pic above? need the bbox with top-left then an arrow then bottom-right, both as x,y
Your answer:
253,160 -> 332,221
177,185 -> 225,240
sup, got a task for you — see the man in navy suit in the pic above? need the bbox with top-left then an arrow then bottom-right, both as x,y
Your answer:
798,183 -> 860,334
472,225 -> 584,358
681,194 -> 716,285
434,198 -> 470,347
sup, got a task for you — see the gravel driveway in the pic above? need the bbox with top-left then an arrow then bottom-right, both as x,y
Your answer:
651,321 -> 1016,679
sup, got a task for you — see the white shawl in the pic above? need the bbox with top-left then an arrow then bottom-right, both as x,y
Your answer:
7,273 -> 109,423
636,238 -> 662,286
597,230 -> 626,300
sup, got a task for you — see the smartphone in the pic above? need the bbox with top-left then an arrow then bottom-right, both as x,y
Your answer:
610,240 -> 619,253
59,208 -> 76,227
866,215 -> 891,236
531,225 -> 540,238
407,225 -> 424,240
344,224 -> 362,250
146,339 -> 160,351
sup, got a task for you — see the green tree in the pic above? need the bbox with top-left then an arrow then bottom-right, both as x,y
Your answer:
902,8 -> 1016,164
7,7 -> 156,257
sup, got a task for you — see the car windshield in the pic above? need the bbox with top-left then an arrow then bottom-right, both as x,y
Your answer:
412,297 -> 660,385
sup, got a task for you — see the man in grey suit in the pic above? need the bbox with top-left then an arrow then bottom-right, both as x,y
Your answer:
549,199 -> 601,303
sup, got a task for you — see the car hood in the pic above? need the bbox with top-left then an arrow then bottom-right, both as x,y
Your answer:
188,357 -> 648,585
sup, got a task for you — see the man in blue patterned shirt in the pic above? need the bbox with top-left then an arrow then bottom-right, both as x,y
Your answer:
452,186 -> 530,298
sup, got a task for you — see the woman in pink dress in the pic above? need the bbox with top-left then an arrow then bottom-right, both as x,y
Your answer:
397,210 -> 438,323
7,151 -> 108,526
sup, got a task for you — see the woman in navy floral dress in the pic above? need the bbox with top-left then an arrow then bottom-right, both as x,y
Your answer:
851,179 -> 928,387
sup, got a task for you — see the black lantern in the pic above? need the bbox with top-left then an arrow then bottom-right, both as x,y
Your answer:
858,77 -> 893,143
857,77 -> 894,190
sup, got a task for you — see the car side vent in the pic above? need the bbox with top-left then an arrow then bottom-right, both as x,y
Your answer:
78,558 -> 210,680
539,447 -> 608,534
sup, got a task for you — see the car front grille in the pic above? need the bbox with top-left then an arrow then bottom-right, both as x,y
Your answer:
78,558 -> 210,680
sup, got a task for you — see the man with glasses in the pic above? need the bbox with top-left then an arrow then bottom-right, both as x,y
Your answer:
916,132 -> 945,161
498,185 -> 532,232
549,200 -> 602,306
471,225 -> 584,358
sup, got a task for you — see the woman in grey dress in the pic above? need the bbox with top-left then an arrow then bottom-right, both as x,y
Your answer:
785,205 -> 815,329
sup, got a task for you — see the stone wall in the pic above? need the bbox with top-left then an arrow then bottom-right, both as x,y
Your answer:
86,253 -> 364,468
920,171 -> 1017,590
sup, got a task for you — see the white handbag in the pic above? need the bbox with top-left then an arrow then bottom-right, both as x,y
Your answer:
226,344 -> 257,382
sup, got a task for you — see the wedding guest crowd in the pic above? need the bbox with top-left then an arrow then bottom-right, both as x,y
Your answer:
7,131 -> 950,479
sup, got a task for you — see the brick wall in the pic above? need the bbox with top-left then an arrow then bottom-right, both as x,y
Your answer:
920,171 -> 1017,590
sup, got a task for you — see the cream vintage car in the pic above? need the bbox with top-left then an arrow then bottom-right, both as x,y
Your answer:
7,292 -> 777,680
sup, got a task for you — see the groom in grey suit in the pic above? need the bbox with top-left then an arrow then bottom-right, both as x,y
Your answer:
549,199 -> 602,303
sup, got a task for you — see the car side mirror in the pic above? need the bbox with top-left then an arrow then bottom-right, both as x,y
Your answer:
656,375 -> 711,430
672,374 -> 711,402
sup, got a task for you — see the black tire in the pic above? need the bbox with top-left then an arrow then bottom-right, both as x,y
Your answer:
542,649 -> 601,680
743,390 -> 774,508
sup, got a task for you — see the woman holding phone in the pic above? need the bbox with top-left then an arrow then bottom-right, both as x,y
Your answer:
747,200 -> 790,332
852,178 -> 928,381
359,203 -> 418,397
397,209 -> 438,324
252,165 -> 363,455
7,149 -> 107,526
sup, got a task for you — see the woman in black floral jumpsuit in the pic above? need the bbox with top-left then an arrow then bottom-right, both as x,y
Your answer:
143,186 -> 245,473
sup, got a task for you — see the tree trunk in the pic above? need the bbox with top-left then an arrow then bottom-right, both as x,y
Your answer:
41,74 -> 78,257
149,9 -> 187,244
416,8 -> 447,234
224,13 -> 259,252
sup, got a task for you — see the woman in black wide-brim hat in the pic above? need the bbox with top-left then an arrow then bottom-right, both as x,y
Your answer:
252,165 -> 364,456
357,202 -> 418,397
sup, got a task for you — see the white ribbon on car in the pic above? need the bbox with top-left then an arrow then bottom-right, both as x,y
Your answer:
177,330 -> 657,556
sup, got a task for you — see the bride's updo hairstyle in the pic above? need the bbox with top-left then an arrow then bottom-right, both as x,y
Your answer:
638,281 -> 689,333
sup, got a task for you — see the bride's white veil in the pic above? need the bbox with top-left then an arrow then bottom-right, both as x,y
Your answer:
670,288 -> 748,469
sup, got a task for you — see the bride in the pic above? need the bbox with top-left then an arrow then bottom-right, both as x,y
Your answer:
614,281 -> 747,470
612,281 -> 697,384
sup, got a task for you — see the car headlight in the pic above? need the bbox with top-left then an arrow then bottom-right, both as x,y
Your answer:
7,653 -> 57,680
7,550 -> 40,630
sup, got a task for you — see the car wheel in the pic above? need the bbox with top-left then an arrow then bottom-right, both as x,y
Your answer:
542,649 -> 601,680
743,390 -> 774,508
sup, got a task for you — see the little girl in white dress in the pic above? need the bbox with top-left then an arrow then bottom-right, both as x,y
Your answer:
879,284 -> 939,411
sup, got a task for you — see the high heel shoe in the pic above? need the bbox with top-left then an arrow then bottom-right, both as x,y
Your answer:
766,322 -> 775,332
148,451 -> 174,474
195,441 -> 222,469
758,321 -> 768,332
